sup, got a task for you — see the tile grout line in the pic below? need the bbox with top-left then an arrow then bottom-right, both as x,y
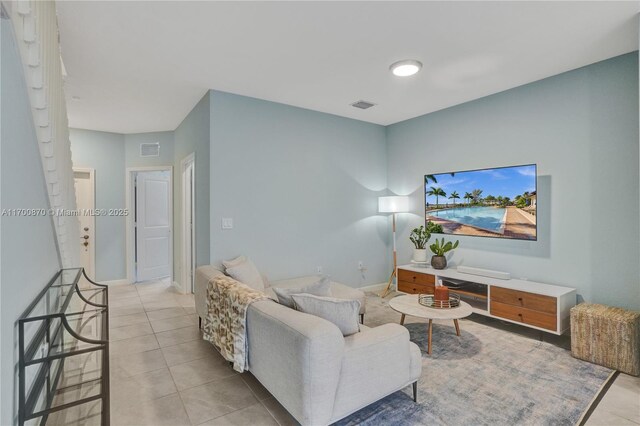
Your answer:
111,282 -> 279,426
166,353 -> 238,391
258,398 -> 288,426
169,348 -> 199,426
239,375 -> 283,425
169,370 -> 255,425
112,283 -> 186,424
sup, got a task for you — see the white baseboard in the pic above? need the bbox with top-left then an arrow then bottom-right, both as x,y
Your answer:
172,281 -> 186,294
101,279 -> 130,286
358,282 -> 388,293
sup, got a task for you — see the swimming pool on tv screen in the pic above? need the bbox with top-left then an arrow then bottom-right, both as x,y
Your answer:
428,206 -> 506,233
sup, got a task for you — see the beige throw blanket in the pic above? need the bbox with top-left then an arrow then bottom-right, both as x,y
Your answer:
202,275 -> 271,372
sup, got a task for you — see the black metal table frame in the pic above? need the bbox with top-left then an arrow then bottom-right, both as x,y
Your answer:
18,268 -> 109,426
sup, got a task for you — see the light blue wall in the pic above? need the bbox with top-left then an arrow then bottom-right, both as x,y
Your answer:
125,131 -> 174,167
386,52 -> 639,310
66,52 -> 640,313
69,129 -> 175,282
174,92 -> 210,289
1,19 -> 62,426
209,91 -> 389,287
70,129 -> 126,281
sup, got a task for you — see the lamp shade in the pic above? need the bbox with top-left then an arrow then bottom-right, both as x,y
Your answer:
378,196 -> 410,213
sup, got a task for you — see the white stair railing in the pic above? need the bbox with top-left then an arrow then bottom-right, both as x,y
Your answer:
4,0 -> 80,267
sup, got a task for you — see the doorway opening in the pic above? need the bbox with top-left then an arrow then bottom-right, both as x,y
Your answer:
125,167 -> 173,284
73,167 -> 96,280
181,153 -> 196,294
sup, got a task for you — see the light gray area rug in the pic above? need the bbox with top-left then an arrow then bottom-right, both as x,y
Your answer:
337,304 -> 613,426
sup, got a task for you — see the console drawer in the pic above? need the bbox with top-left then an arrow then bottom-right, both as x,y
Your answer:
398,280 -> 435,295
491,287 -> 557,315
490,301 -> 557,331
397,269 -> 435,286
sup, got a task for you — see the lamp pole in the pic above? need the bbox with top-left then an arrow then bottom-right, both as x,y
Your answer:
380,212 -> 397,298
377,195 -> 409,298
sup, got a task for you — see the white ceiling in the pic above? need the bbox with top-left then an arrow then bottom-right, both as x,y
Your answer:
57,1 -> 640,134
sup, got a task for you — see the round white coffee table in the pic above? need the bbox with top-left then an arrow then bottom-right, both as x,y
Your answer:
388,294 -> 473,355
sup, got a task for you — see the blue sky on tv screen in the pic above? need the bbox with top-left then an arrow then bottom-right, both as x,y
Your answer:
425,164 -> 536,204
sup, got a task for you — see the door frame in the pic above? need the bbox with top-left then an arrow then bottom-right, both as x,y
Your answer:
125,166 -> 173,284
180,153 -> 196,294
73,167 -> 96,280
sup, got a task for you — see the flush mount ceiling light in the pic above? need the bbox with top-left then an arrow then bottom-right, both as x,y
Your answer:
389,59 -> 422,77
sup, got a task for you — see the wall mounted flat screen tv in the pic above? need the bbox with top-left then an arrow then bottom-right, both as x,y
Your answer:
425,164 -> 537,241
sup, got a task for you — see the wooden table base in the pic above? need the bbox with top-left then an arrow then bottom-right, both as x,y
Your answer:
391,296 -> 472,356
421,318 -> 462,355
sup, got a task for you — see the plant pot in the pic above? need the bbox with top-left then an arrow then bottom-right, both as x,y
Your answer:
413,248 -> 428,263
431,255 -> 447,270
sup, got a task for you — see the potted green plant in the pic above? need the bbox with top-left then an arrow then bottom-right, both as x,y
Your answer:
409,225 -> 430,262
429,238 -> 459,269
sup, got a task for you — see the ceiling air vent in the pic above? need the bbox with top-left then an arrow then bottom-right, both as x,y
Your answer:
140,142 -> 160,157
351,100 -> 376,110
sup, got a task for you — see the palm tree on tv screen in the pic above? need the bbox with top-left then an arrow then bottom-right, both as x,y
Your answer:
471,189 -> 483,204
427,187 -> 446,208
464,192 -> 473,206
449,191 -> 460,206
425,172 -> 454,186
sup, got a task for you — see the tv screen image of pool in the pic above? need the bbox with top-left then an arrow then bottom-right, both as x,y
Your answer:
425,164 -> 537,241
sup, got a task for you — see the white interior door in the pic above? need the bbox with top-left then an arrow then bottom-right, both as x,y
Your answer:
136,171 -> 171,282
73,168 -> 96,280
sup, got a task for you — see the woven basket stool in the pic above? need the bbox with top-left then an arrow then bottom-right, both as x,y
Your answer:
571,303 -> 640,376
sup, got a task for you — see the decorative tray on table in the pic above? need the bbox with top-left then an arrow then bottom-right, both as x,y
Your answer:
419,293 -> 461,309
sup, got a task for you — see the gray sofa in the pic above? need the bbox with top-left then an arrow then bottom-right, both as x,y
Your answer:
194,265 -> 422,425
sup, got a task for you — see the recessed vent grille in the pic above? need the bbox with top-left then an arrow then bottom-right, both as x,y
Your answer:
140,142 -> 160,157
351,100 -> 376,110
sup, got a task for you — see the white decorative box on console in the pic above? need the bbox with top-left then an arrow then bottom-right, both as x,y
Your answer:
397,264 -> 577,335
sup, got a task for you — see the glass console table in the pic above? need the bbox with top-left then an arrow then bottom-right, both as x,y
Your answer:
18,268 -> 109,425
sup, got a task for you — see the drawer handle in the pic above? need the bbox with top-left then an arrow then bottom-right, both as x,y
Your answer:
518,297 -> 523,302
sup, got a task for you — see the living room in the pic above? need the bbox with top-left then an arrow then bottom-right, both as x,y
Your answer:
1,1 -> 639,426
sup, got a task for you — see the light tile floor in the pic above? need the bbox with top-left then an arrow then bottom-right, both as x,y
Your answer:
586,372 -> 640,426
105,278 -> 287,426
55,280 -> 640,425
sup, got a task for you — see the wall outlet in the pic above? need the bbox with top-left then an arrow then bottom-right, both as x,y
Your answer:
221,217 -> 233,230
316,266 -> 323,274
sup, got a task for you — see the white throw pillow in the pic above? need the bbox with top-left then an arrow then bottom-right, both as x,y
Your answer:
291,294 -> 361,336
222,255 -> 247,269
223,256 -> 265,292
272,276 -> 331,308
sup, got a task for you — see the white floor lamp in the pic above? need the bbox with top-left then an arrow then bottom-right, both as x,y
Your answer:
378,196 -> 410,298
